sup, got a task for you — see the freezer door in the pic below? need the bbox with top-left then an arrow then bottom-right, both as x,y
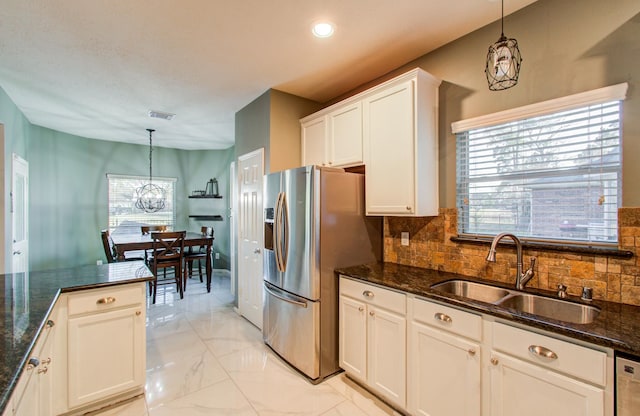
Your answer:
263,282 -> 320,380
281,165 -> 319,300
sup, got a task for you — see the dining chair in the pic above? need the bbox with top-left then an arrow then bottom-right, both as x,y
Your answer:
148,231 -> 186,304
183,227 -> 214,288
141,225 -> 168,235
101,229 -> 117,263
101,229 -> 145,263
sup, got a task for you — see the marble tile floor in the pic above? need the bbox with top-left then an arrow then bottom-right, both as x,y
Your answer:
92,270 -> 401,416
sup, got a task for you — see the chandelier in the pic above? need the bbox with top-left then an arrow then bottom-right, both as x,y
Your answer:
485,0 -> 522,91
135,129 -> 166,213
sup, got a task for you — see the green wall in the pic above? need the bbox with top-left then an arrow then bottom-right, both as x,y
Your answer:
1,87 -> 234,272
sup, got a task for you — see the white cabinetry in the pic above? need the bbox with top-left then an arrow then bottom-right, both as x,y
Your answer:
10,316 -> 56,416
408,298 -> 481,416
301,116 -> 327,167
301,101 -> 363,168
66,283 -> 146,410
338,277 -> 614,416
363,69 -> 440,216
339,276 -> 406,409
489,322 -> 611,416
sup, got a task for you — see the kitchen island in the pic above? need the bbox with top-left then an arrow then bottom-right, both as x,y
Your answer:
0,261 -> 153,415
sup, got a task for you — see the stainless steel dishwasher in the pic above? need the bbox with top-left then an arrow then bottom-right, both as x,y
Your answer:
617,356 -> 640,416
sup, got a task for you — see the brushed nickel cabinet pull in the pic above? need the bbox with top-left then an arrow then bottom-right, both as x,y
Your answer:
528,345 -> 558,360
96,296 -> 116,305
434,312 -> 452,323
362,290 -> 374,298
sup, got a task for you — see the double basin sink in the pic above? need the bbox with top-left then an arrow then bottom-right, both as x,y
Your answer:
431,280 -> 600,324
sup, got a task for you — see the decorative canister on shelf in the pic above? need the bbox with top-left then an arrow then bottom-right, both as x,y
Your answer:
205,178 -> 220,197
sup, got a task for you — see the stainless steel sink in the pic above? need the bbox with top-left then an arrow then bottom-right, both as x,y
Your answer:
431,280 -> 512,304
497,293 -> 600,324
430,279 -> 600,324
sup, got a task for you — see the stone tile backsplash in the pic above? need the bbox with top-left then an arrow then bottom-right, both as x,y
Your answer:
384,207 -> 640,306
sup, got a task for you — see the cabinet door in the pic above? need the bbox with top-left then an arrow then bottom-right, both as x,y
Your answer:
489,351 -> 605,416
339,295 -> 367,381
364,80 -> 416,215
368,305 -> 406,408
301,116 -> 327,166
409,321 -> 481,416
328,102 -> 363,167
67,305 -> 145,408
13,320 -> 55,416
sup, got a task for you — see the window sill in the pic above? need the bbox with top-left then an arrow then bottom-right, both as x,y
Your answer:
450,236 -> 634,259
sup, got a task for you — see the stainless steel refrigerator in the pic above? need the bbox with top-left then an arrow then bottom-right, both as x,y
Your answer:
263,165 -> 382,383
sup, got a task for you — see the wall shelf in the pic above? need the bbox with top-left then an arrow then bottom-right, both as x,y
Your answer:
188,215 -> 224,221
188,195 -> 223,199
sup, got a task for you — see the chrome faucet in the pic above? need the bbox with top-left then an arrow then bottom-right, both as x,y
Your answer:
486,232 -> 536,290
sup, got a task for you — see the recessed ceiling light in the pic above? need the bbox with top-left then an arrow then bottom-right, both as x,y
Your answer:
312,22 -> 335,38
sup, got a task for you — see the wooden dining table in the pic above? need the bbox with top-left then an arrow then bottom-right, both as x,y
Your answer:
110,231 -> 215,292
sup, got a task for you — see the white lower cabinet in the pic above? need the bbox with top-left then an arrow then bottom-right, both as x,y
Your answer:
339,277 -> 406,409
489,321 -> 612,416
11,317 -> 56,416
408,298 -> 481,416
66,283 -> 146,410
489,351 -> 605,416
339,279 -> 614,416
5,282 -> 146,416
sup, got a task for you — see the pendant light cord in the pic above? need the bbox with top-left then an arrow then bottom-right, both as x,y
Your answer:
501,0 -> 504,37
147,128 -> 155,184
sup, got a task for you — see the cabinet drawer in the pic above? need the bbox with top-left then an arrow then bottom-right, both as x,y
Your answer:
340,277 -> 406,315
68,284 -> 144,316
492,322 -> 607,386
412,297 -> 482,341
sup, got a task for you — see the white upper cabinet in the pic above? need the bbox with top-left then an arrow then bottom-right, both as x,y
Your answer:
301,101 -> 363,168
327,101 -> 363,167
301,116 -> 327,167
363,69 -> 440,216
300,68 -> 440,216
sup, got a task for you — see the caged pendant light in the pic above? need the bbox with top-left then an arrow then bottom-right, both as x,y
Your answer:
135,129 -> 166,213
485,0 -> 522,91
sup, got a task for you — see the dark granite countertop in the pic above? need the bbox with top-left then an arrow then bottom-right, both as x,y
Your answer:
0,261 -> 153,413
337,262 -> 640,357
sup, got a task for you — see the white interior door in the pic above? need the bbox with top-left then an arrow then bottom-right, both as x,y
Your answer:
12,154 -> 28,273
237,149 -> 264,329
229,161 -> 237,296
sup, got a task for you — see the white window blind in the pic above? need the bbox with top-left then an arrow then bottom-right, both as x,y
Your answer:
455,98 -> 622,245
107,174 -> 177,233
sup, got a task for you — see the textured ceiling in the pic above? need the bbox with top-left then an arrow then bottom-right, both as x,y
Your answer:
0,0 -> 537,150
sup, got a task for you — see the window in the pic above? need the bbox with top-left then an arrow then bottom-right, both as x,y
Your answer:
453,84 -> 627,245
107,174 -> 176,233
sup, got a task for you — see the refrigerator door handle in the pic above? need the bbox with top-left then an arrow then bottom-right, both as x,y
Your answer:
265,284 -> 308,308
274,192 -> 285,272
281,192 -> 289,271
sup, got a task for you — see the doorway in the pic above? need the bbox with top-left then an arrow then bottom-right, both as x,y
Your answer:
12,153 -> 29,273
